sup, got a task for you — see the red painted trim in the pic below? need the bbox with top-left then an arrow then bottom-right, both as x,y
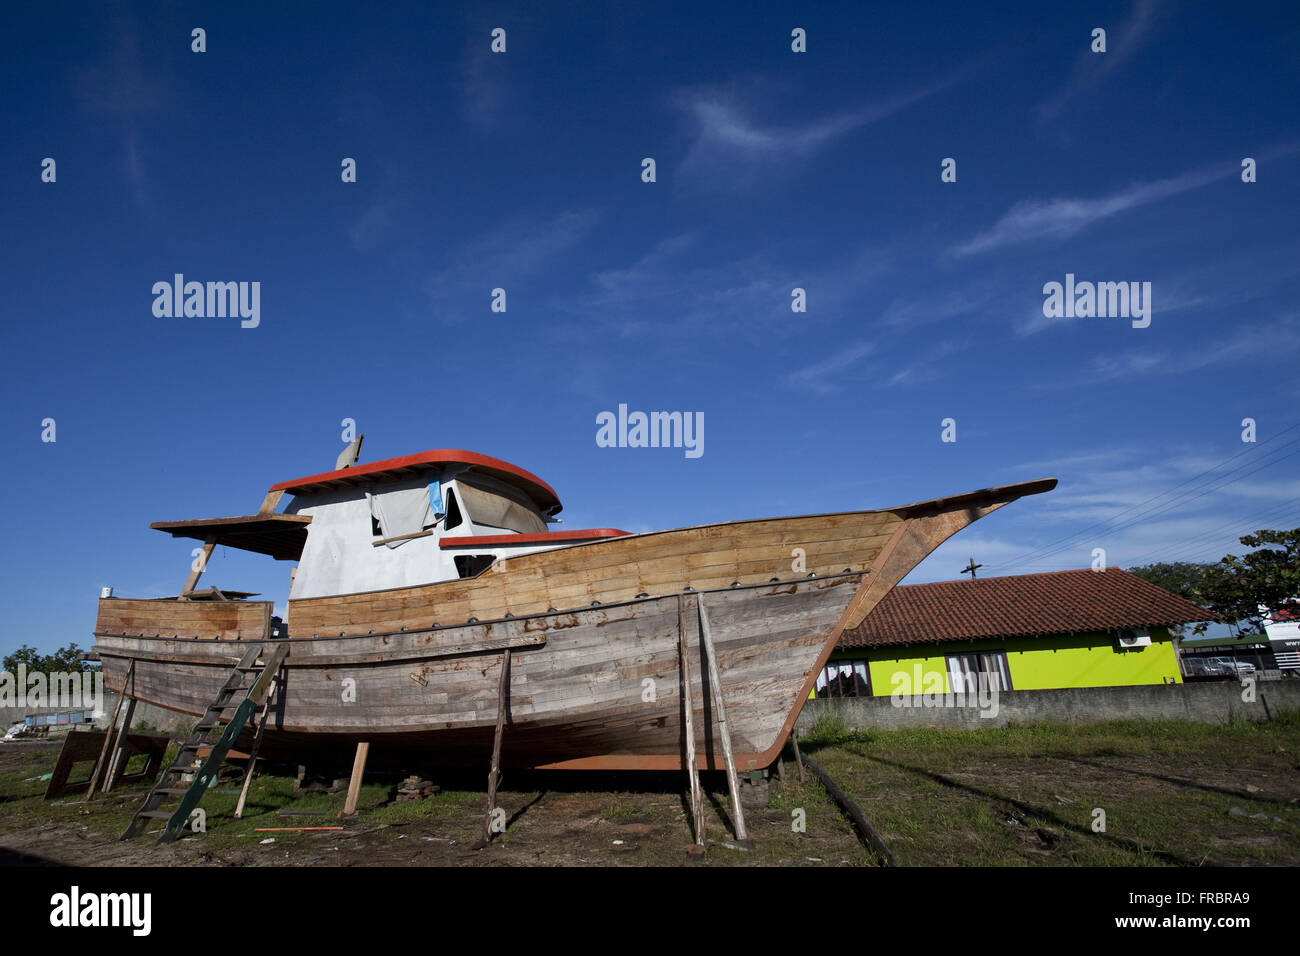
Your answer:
440,529 -> 629,549
269,449 -> 561,511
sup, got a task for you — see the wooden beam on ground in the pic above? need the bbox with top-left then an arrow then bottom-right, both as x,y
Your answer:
179,538 -> 216,598
677,595 -> 705,848
342,741 -> 370,817
86,659 -> 133,801
802,754 -> 896,867
482,648 -> 511,845
696,594 -> 749,845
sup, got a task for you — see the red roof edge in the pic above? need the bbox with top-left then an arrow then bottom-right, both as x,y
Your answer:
269,449 -> 561,512
440,529 -> 629,548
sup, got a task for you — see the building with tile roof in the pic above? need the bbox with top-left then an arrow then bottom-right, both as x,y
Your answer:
813,568 -> 1217,699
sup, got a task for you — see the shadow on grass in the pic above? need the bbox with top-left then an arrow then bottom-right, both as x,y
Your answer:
860,753 -> 1201,866
1052,754 -> 1290,804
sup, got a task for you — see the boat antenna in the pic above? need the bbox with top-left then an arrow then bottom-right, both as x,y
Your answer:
336,434 -> 364,470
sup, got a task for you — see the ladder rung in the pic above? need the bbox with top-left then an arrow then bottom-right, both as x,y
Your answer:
137,810 -> 177,820
156,787 -> 191,795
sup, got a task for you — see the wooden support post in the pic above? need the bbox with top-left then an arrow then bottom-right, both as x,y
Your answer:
342,741 -> 370,817
696,595 -> 749,845
677,595 -> 706,848
180,538 -> 216,598
482,648 -> 511,845
791,730 -> 805,783
777,756 -> 786,786
86,660 -> 133,801
103,694 -> 137,793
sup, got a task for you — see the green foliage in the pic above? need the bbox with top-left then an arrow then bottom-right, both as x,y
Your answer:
1129,527 -> 1300,634
1210,528 -> 1300,633
1126,561 -> 1220,605
802,709 -> 850,746
2,642 -> 97,675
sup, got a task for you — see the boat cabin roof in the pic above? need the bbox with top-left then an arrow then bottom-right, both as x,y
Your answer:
150,513 -> 312,560
268,449 -> 562,515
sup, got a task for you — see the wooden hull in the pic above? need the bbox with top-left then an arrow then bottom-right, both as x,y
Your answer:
97,574 -> 861,771
91,479 -> 1056,769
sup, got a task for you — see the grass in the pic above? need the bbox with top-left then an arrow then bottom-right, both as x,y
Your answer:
800,711 -> 1300,866
5,712 -> 1297,866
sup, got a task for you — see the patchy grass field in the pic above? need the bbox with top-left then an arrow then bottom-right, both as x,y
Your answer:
0,740 -> 866,867
801,710 -> 1300,866
2,713 -> 1297,867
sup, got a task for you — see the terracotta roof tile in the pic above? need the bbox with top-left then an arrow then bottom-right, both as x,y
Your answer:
841,568 -> 1217,650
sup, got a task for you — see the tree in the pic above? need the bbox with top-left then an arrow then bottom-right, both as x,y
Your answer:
2,642 -> 97,675
1130,528 -> 1300,635
1126,561 -> 1221,605
1205,528 -> 1300,634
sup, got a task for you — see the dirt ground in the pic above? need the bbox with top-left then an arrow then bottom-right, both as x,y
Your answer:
3,714 -> 1297,867
0,741 -> 870,867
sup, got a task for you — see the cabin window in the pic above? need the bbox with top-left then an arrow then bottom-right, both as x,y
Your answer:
454,554 -> 496,578
455,479 -> 547,534
814,660 -> 870,698
367,484 -> 438,547
444,489 -> 464,531
945,651 -> 1012,693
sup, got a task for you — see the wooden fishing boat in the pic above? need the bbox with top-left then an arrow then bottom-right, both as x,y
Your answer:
91,449 -> 1055,771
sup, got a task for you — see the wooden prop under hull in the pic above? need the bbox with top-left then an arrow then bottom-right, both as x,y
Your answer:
91,478 -> 1055,770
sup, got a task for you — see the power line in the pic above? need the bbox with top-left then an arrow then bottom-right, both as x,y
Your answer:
991,425 -> 1300,571
1124,497 -> 1300,567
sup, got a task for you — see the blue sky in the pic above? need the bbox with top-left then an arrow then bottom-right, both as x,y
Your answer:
3,1 -> 1298,654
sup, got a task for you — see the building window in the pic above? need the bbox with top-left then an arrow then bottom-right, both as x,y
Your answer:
815,660 -> 871,698
945,651 -> 1012,693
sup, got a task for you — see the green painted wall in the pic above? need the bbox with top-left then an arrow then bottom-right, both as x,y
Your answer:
828,627 -> 1182,696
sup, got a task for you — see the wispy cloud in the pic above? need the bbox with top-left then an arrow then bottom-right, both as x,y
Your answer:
348,200 -> 399,252
1036,0 -> 1163,122
554,234 -> 890,343
457,48 -> 511,128
957,142 -> 1300,258
882,339 -> 967,387
952,160 -> 1238,257
74,19 -> 166,215
1085,314 -> 1300,381
784,341 -> 876,393
674,72 -> 963,187
914,439 -> 1300,580
426,209 -> 599,322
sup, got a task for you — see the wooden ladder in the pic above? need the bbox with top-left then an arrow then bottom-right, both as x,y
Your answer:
121,642 -> 288,844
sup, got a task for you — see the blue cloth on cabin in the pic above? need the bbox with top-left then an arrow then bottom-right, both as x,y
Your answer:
428,475 -> 444,518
